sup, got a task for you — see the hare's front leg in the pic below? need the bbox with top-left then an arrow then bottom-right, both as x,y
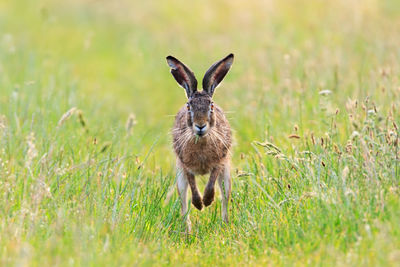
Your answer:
218,163 -> 231,223
184,169 -> 203,210
203,166 -> 222,207
177,167 -> 191,232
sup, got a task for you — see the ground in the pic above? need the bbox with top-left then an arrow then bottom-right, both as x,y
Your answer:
0,0 -> 399,266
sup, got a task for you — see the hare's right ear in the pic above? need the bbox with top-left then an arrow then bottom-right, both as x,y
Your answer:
166,56 -> 198,98
202,53 -> 234,97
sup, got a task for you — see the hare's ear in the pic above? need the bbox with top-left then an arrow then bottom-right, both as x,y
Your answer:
202,53 -> 234,97
166,56 -> 198,98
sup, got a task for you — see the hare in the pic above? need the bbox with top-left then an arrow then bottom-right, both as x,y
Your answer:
166,54 -> 234,232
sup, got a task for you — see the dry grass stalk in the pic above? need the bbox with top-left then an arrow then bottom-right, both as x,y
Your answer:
26,132 -> 38,168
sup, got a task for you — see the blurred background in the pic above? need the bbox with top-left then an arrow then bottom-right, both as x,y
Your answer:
1,0 -> 400,162
1,0 -> 400,265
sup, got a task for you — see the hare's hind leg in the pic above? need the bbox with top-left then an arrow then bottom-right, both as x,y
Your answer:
218,163 -> 231,223
177,167 -> 191,232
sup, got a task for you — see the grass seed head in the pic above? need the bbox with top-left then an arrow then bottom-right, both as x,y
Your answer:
125,113 -> 137,135
77,110 -> 87,130
100,142 -> 112,153
57,107 -> 77,127
25,132 -> 38,168
0,115 -> 7,131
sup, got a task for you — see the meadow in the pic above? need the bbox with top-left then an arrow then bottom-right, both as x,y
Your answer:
0,0 -> 399,265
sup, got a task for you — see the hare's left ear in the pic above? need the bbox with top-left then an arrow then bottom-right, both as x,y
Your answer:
202,53 -> 234,97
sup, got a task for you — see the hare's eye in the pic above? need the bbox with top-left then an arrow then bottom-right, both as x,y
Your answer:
210,103 -> 214,112
186,103 -> 190,111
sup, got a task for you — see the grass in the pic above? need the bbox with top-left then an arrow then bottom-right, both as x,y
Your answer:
0,0 -> 399,265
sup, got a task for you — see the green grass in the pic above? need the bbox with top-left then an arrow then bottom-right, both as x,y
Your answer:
0,0 -> 400,265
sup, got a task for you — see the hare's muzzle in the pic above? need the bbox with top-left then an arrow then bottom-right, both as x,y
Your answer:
194,123 -> 208,137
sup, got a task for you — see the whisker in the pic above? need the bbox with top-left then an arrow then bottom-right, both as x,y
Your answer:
208,131 -> 218,150
175,128 -> 194,151
210,129 -> 231,155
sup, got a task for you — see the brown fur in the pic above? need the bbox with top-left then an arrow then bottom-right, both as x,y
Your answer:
172,91 -> 232,210
167,54 -> 234,230
173,102 -> 231,175
202,166 -> 222,206
184,169 -> 203,210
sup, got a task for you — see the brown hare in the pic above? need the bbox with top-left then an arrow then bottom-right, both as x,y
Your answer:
166,54 -> 234,232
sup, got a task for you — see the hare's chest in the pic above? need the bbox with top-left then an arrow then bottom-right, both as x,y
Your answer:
179,141 -> 222,175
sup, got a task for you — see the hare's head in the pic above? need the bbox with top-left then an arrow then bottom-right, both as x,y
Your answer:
167,54 -> 234,137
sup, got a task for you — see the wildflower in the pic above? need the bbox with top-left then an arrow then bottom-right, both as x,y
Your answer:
350,131 -> 360,140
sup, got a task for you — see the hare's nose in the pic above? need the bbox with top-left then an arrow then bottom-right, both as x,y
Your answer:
194,124 -> 208,135
195,124 -> 206,131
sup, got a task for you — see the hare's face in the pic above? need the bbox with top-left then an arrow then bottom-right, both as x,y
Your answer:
186,92 -> 215,137
166,53 -> 234,136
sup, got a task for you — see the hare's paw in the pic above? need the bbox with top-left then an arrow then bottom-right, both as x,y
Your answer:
203,187 -> 215,207
192,193 -> 203,210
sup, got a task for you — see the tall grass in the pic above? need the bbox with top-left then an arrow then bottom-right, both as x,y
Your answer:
0,0 -> 399,265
